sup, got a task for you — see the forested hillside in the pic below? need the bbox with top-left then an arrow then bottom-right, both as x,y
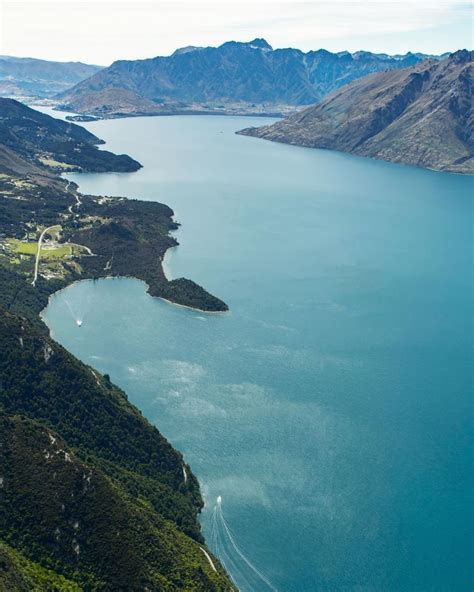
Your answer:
0,304 -> 233,590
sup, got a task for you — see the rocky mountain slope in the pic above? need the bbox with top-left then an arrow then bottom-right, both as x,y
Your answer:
0,56 -> 101,98
0,98 -> 140,173
57,39 -> 438,117
239,50 -> 473,174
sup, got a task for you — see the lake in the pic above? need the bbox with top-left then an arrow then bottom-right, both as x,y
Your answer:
41,111 -> 472,591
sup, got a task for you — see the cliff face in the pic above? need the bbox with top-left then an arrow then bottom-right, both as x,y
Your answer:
239,51 -> 473,174
57,39 -> 437,117
0,307 -> 233,591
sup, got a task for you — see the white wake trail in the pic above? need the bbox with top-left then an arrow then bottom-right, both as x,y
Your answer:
212,503 -> 247,591
215,497 -> 278,592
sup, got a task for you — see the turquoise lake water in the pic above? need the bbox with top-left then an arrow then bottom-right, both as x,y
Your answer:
41,111 -> 473,591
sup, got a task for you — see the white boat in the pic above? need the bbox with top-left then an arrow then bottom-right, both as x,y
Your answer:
76,320 -> 83,327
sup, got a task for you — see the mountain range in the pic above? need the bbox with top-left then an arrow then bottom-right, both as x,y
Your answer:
0,56 -> 102,98
239,50 -> 473,174
57,39 -> 441,117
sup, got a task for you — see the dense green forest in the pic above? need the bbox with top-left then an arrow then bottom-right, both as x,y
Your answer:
0,267 -> 233,591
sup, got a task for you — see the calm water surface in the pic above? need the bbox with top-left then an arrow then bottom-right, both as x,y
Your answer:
41,111 -> 473,591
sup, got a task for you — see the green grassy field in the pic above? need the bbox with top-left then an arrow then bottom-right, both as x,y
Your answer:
7,239 -> 75,260
7,240 -> 38,256
38,157 -> 77,170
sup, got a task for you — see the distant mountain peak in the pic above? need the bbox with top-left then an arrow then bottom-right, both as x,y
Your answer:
172,45 -> 203,56
247,38 -> 273,51
450,48 -> 472,63
218,38 -> 273,51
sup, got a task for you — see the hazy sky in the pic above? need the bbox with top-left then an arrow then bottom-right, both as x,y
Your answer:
1,0 -> 472,65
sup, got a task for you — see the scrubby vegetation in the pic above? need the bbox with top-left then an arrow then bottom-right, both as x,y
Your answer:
0,540 -> 81,592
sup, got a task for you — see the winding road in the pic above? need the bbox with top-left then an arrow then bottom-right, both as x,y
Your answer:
67,192 -> 82,214
65,180 -> 82,214
199,547 -> 217,573
32,182 -> 89,286
31,225 -> 58,286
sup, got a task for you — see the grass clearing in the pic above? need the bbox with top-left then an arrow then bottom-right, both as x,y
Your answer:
7,239 -> 74,260
38,158 -> 77,170
8,240 -> 38,256
11,179 -> 35,189
42,245 -> 73,259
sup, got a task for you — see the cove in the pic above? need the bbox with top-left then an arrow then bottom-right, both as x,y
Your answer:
41,112 -> 473,591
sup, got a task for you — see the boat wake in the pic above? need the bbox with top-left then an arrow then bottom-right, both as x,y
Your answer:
63,290 -> 92,328
211,496 -> 278,592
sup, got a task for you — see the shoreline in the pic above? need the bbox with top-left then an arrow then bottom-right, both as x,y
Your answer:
237,129 -> 473,176
53,184 -> 228,312
161,245 -> 176,281
157,293 -> 230,315
41,273 -> 230,318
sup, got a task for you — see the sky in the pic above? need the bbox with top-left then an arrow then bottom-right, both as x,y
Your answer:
0,0 -> 472,65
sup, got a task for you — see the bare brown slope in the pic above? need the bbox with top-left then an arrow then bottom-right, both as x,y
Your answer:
63,87 -> 165,117
0,144 -> 43,176
239,50 -> 473,174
